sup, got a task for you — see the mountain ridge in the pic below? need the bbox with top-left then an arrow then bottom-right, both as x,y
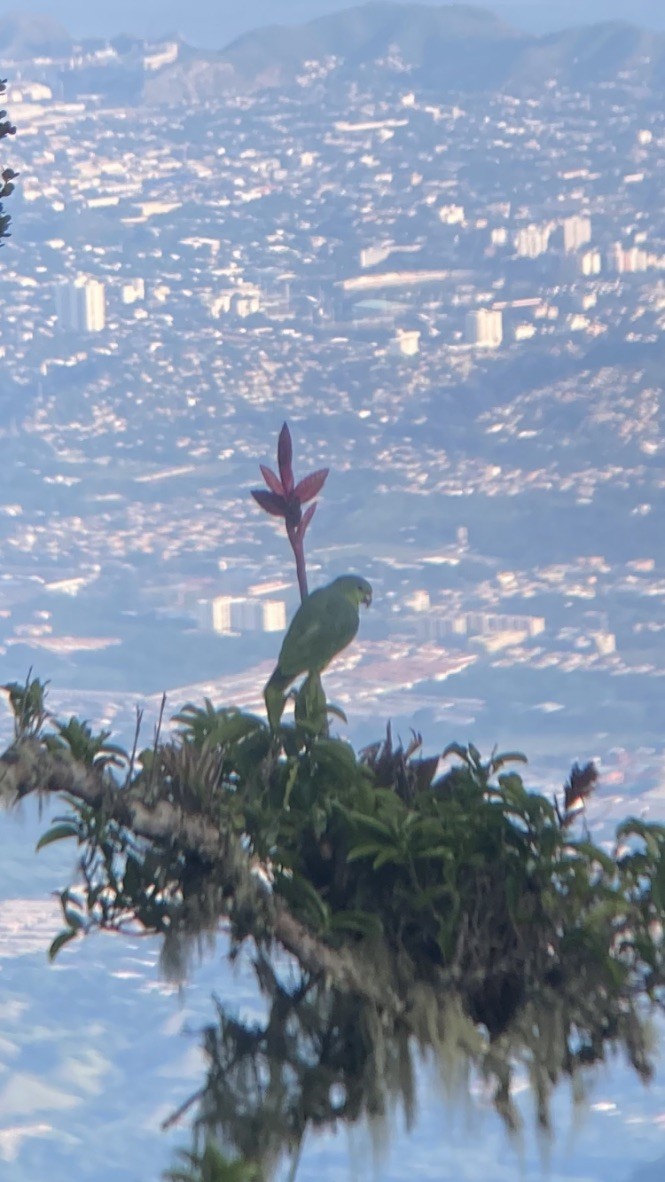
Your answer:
149,3 -> 665,102
3,3 -> 665,103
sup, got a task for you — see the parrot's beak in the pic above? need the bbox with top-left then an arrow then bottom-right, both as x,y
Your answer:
362,589 -> 372,607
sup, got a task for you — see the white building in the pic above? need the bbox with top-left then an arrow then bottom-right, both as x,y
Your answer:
143,42 -> 179,71
578,249 -> 602,276
607,243 -> 649,274
54,277 -> 106,333
121,278 -> 145,305
9,82 -> 52,103
233,291 -> 261,318
563,215 -> 592,254
360,243 -> 393,269
465,308 -> 503,348
389,329 -> 420,357
210,597 -> 286,635
406,590 -> 430,612
515,223 -> 550,258
490,227 -> 508,247
262,600 -> 287,632
439,204 -> 465,225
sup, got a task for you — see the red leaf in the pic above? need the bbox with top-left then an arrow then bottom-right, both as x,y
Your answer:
251,489 -> 286,518
278,422 -> 294,494
298,503 -> 317,538
260,464 -> 284,496
294,468 -> 329,504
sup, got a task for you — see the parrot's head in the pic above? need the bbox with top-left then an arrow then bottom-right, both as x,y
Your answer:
334,575 -> 373,608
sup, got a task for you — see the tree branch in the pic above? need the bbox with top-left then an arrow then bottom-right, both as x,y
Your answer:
0,740 -> 402,1014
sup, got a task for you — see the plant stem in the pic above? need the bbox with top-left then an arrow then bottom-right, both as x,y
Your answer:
287,525 -> 308,602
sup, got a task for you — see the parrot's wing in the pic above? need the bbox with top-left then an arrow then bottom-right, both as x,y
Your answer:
278,589 -> 359,678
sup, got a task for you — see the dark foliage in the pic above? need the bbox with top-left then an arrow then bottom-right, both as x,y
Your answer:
0,78 -> 17,243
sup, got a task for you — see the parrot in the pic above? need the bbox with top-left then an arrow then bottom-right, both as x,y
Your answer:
264,575 -> 372,728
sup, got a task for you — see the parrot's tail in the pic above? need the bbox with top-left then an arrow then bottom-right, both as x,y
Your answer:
264,667 -> 291,730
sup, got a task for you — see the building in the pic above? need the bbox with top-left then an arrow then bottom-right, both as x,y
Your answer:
54,277 -> 106,332
209,596 -> 286,635
406,590 -> 430,612
514,223 -> 550,258
563,215 -> 592,254
360,243 -> 393,269
233,291 -> 261,318
439,204 -> 465,225
464,612 -> 545,638
121,278 -> 145,305
465,308 -> 503,348
262,600 -> 287,632
607,244 -> 648,274
578,249 -> 602,276
389,329 -> 420,357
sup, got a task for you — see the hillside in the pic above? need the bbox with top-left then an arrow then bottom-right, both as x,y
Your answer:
145,2 -> 665,102
4,4 -> 665,104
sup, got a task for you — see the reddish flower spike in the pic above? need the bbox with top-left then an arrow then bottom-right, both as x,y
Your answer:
278,422 -> 294,495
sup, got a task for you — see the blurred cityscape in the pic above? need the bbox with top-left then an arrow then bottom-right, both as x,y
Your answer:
1,6 -> 665,1178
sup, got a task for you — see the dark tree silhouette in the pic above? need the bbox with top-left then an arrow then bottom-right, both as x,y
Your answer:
0,79 -> 17,243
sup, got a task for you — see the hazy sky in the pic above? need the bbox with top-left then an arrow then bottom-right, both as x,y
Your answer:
1,0 -> 664,48
3,0 -> 665,47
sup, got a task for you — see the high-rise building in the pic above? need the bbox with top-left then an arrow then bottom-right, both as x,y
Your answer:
563,215 -> 592,254
578,249 -> 601,276
54,277 -> 106,332
514,223 -> 550,258
465,308 -> 503,348
607,243 -> 649,274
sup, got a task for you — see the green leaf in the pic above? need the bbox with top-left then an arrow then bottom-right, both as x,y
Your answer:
327,910 -> 383,938
274,871 -> 329,928
572,841 -> 617,876
36,822 -> 80,851
414,844 -> 453,861
491,750 -> 528,770
48,929 -> 78,961
312,737 -> 360,776
282,761 -> 299,811
64,907 -> 86,931
442,742 -> 468,762
346,842 -> 384,863
326,703 -> 348,724
373,846 -> 401,870
617,819 -> 665,858
498,773 -> 527,798
344,812 -> 394,840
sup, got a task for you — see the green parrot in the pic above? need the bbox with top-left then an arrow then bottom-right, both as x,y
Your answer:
264,575 -> 372,728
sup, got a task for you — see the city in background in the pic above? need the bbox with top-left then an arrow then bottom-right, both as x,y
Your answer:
1,3 -> 665,1180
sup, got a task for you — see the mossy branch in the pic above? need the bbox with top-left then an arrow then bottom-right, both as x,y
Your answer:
0,736 -> 401,1012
